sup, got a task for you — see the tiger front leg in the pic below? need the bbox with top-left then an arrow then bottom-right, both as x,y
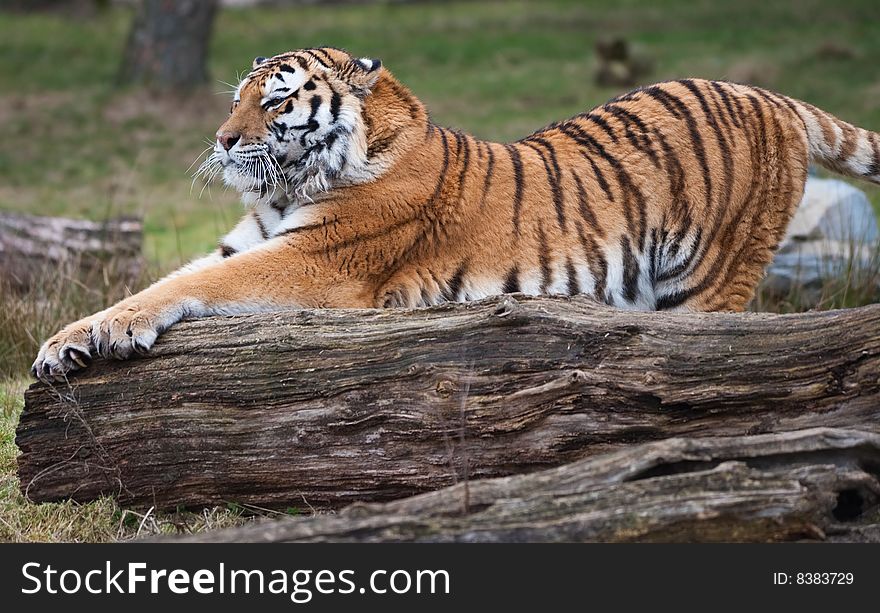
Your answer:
31,294 -> 184,382
31,242 -> 372,381
31,252 -> 226,382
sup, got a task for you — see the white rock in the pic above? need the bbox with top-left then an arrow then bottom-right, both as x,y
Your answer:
764,176 -> 879,295
783,176 -> 878,244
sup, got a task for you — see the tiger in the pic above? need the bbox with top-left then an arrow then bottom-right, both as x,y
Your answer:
32,46 -> 880,381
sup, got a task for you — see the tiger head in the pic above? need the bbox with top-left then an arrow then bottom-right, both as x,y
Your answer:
203,47 -> 388,204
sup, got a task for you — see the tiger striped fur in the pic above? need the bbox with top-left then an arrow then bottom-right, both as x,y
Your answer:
33,47 -> 880,381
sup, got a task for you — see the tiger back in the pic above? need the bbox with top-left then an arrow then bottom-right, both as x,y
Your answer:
32,47 -> 880,381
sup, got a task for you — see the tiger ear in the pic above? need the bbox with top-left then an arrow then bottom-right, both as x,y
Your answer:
252,56 -> 267,69
356,57 -> 381,72
348,57 -> 382,91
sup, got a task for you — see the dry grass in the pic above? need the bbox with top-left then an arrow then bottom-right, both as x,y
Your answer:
0,377 -> 257,542
0,261 -> 134,382
752,221 -> 880,312
755,280 -> 880,313
0,258 -> 258,543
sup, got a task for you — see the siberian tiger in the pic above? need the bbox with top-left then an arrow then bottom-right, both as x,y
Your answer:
33,47 -> 880,381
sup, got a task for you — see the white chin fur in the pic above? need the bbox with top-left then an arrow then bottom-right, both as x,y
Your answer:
223,165 -> 264,194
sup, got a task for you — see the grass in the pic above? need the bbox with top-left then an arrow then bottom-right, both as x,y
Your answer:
753,241 -> 880,312
0,259 -> 136,380
1,0 -> 879,541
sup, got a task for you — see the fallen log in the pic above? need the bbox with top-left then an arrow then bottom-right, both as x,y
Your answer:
170,428 -> 880,543
0,211 -> 143,292
16,295 -> 880,511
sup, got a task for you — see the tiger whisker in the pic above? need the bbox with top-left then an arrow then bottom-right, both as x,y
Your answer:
269,154 -> 286,189
191,158 -> 220,189
259,159 -> 268,193
198,163 -> 224,199
263,156 -> 279,200
246,158 -> 259,193
267,152 -> 290,195
187,145 -> 216,175
192,151 -> 220,177
193,153 -> 224,197
263,160 -> 272,198
191,162 -> 214,194
262,155 -> 277,188
195,161 -> 220,185
252,159 -> 261,194
268,153 -> 286,187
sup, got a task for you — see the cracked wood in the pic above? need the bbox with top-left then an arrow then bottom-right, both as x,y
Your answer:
170,428 -> 880,543
16,295 -> 880,510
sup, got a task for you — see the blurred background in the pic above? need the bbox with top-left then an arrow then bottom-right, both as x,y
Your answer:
0,0 -> 879,539
2,0 -> 878,269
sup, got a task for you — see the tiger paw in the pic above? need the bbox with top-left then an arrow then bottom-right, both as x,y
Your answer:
94,303 -> 163,360
31,319 -> 96,382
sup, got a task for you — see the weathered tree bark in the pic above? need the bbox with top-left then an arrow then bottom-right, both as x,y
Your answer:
0,211 -> 143,292
170,428 -> 880,542
118,0 -> 218,89
16,296 -> 880,511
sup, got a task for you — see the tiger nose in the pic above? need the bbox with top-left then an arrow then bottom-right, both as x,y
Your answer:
217,131 -> 241,151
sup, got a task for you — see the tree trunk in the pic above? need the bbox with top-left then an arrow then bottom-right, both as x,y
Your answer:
169,428 -> 880,543
118,0 -> 218,89
16,296 -> 880,511
0,211 -> 143,293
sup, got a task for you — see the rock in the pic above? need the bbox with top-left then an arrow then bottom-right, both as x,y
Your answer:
594,38 -> 653,87
763,175 -> 879,301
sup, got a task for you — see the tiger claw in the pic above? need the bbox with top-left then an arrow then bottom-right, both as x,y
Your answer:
67,347 -> 91,368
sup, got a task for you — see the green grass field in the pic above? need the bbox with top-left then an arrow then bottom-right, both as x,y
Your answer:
1,0 -> 879,541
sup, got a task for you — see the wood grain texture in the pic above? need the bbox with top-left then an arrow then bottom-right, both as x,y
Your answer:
0,211 -> 143,291
170,428 -> 880,542
16,295 -> 880,510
